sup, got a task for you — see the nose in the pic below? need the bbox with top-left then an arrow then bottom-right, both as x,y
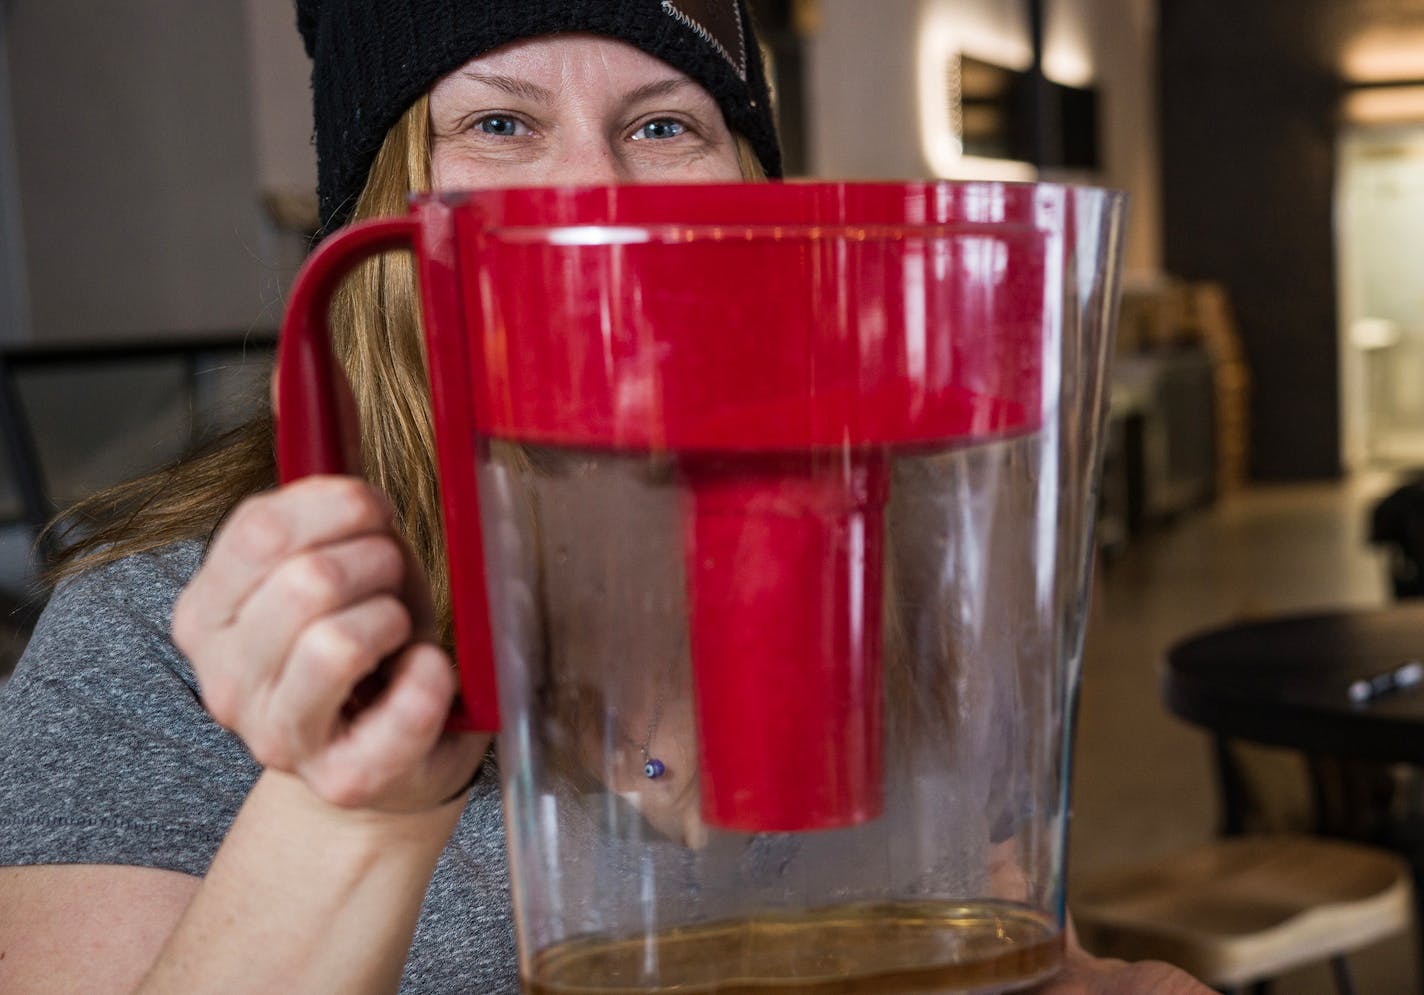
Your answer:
549,128 -> 629,187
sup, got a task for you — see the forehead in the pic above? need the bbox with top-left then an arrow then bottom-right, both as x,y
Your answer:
439,32 -> 697,91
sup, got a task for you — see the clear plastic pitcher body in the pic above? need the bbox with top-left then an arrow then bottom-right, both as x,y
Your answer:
484,439 -> 1068,994
458,183 -> 1126,993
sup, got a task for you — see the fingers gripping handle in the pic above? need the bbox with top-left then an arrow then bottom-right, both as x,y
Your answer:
273,216 -> 500,734
276,218 -> 419,481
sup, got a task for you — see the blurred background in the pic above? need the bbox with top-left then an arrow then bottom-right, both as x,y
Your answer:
5,0 -> 1424,989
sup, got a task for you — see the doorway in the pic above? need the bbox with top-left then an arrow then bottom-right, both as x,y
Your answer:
1337,123 -> 1424,469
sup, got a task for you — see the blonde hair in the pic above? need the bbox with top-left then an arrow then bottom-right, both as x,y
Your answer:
326,95 -> 451,631
49,106 -> 765,642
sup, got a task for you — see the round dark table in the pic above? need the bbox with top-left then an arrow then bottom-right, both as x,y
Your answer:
1166,604 -> 1424,989
1165,604 -> 1424,764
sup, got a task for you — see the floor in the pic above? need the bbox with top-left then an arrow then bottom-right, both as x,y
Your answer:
1069,471 -> 1417,992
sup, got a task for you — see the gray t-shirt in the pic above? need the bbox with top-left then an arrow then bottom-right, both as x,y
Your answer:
0,542 -> 519,993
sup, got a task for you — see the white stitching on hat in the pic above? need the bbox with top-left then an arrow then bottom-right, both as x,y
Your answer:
661,1 -> 748,82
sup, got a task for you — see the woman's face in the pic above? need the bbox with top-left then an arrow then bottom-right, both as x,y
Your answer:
429,34 -> 745,189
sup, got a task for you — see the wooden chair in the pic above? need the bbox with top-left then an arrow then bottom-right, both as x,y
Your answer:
1071,835 -> 1413,993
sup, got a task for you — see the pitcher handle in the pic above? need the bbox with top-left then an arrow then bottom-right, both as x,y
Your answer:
275,215 -> 500,735
276,217 -> 418,480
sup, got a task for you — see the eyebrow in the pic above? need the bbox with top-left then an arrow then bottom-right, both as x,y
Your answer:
620,78 -> 697,104
456,71 -> 555,103
454,71 -> 697,107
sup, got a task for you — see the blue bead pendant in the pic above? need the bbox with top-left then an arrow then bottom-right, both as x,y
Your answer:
643,758 -> 666,779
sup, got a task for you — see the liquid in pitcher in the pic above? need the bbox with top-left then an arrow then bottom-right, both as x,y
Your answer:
523,899 -> 1061,994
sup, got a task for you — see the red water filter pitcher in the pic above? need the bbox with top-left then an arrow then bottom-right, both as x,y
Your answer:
277,181 -> 1126,992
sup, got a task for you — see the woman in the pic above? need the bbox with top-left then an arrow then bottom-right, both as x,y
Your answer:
0,2 -> 1206,992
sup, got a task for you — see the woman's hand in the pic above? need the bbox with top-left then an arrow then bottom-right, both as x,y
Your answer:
173,475 -> 487,814
1032,953 -> 1210,995
1031,926 -> 1213,995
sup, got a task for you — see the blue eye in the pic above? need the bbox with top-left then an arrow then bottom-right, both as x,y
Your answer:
477,116 -> 524,136
634,119 -> 687,141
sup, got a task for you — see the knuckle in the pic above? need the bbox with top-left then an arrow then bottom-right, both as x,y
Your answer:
227,499 -> 292,561
368,536 -> 407,585
301,620 -> 370,685
368,594 -> 414,644
285,553 -> 348,613
387,598 -> 416,642
328,479 -> 390,532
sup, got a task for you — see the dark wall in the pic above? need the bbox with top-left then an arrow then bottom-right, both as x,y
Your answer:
8,1 -> 267,342
1160,2 -> 1348,480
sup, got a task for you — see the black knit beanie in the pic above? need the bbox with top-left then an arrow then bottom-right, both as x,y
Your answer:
297,0 -> 783,231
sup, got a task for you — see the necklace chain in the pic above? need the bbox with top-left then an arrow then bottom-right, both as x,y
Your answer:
635,657 -> 677,780
637,677 -> 668,779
